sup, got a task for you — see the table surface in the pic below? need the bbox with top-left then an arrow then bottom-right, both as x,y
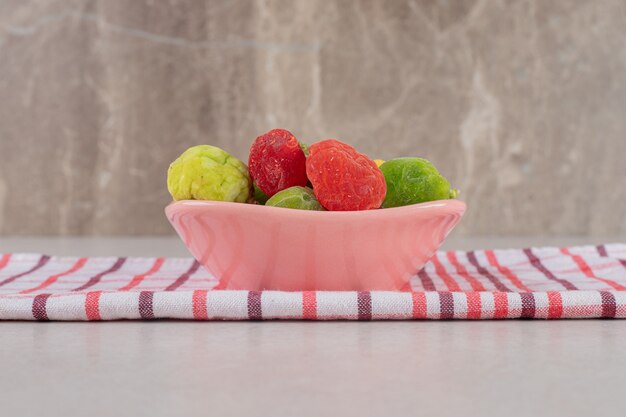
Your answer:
1,236 -> 625,417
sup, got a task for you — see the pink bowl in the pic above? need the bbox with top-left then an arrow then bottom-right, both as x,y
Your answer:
165,199 -> 466,291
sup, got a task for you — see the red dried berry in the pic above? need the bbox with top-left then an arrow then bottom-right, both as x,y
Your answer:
248,129 -> 308,196
306,140 -> 386,211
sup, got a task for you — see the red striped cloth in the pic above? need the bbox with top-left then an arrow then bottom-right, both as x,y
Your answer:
1,244 -> 625,320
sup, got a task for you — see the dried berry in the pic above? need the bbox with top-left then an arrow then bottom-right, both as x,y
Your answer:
306,140 -> 386,211
167,145 -> 250,202
266,186 -> 324,211
380,157 -> 454,208
248,129 -> 308,197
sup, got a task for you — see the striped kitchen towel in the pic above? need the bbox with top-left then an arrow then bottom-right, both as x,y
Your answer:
1,244 -> 625,321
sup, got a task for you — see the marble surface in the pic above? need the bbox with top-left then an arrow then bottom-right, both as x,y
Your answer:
4,320 -> 626,417
1,0 -> 625,237
1,237 -> 626,417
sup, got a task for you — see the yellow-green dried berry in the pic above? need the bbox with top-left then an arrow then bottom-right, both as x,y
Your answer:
299,142 -> 309,157
266,186 -> 324,210
167,145 -> 250,202
380,157 -> 455,208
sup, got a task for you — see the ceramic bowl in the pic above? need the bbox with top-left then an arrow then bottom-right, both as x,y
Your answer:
165,199 -> 466,291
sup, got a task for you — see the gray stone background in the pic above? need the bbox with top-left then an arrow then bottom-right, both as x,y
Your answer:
0,0 -> 624,237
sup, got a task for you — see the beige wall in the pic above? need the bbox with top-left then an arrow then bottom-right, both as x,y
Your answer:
0,0 -> 625,236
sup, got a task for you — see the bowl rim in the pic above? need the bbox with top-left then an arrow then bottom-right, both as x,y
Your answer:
165,198 -> 466,220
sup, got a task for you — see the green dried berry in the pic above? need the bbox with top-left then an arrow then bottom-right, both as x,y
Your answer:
253,183 -> 270,205
265,186 -> 324,210
380,157 -> 455,208
167,145 -> 251,202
